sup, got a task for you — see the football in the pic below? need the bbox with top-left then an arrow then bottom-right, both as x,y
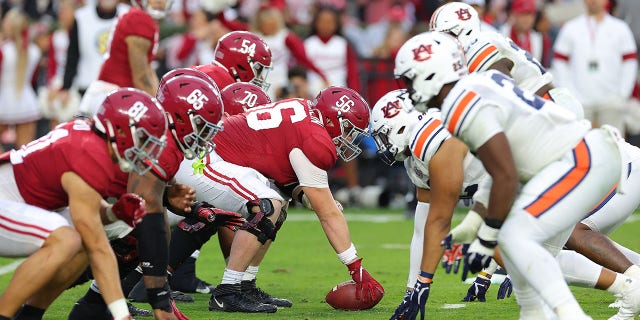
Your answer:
325,280 -> 384,310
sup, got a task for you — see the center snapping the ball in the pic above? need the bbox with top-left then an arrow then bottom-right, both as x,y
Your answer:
325,280 -> 384,310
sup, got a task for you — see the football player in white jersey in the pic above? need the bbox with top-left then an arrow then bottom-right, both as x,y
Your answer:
370,90 -> 492,319
430,1 -> 583,119
394,31 -> 625,320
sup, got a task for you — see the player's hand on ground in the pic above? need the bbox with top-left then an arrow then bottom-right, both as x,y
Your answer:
195,202 -> 245,231
403,280 -> 431,320
440,234 -> 465,274
112,193 -> 146,227
389,289 -> 412,320
166,183 -> 196,213
347,258 -> 385,301
461,276 -> 490,302
497,274 -> 512,299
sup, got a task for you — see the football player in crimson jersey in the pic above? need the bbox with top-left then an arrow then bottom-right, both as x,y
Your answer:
0,88 -> 167,320
172,86 -> 384,313
221,82 -> 272,116
68,75 -> 241,320
77,0 -> 171,116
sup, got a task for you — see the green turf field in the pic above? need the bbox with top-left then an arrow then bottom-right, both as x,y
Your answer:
1,207 -> 639,319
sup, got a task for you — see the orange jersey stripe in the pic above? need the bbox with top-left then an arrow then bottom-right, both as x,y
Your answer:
412,119 -> 443,159
447,91 -> 477,134
469,45 -> 498,72
525,140 -> 590,217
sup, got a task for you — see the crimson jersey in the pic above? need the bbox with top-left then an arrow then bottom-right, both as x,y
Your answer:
98,8 -> 159,87
150,133 -> 184,182
9,120 -> 127,210
212,99 -> 336,186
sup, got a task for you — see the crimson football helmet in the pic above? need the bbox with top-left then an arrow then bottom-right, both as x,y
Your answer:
221,82 -> 272,116
311,86 -> 370,162
214,31 -> 272,90
156,75 -> 224,159
94,88 -> 168,175
159,68 -> 217,91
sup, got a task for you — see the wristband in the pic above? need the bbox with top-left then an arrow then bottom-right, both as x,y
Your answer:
105,205 -> 117,223
107,298 -> 130,320
147,284 -> 172,312
418,271 -> 434,284
337,243 -> 358,265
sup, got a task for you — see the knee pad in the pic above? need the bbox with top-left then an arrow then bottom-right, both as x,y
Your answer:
242,199 -> 278,244
271,208 -> 287,242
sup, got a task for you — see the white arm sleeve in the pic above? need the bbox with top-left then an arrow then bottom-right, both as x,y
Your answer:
289,148 -> 329,188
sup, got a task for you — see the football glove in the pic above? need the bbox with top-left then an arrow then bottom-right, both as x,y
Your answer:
194,202 -> 245,231
170,298 -> 190,320
440,234 -> 465,274
403,279 -> 431,320
389,289 -> 412,320
461,276 -> 491,302
110,193 -> 146,228
347,258 -> 385,301
463,223 -> 499,277
497,274 -> 513,299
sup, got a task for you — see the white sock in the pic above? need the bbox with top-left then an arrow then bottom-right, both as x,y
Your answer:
556,250 -> 599,288
221,268 -> 244,285
407,201 -> 429,287
243,266 -> 260,281
556,303 -> 588,320
607,273 -> 632,296
624,265 -> 640,279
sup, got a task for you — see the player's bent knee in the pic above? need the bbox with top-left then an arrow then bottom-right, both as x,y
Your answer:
242,198 -> 284,244
45,226 -> 83,257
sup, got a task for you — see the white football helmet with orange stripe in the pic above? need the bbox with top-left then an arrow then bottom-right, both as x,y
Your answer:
394,32 -> 468,113
370,89 -> 421,165
430,2 -> 481,50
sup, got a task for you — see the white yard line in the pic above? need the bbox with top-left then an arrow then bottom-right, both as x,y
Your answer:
0,259 -> 24,275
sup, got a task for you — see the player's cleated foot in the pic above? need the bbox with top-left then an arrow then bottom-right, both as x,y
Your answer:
609,277 -> 640,320
209,284 -> 277,313
241,279 -> 292,308
609,298 -> 623,308
170,257 -> 215,294
68,296 -> 110,320
129,278 -> 195,303
127,302 -> 152,317
461,277 -> 491,302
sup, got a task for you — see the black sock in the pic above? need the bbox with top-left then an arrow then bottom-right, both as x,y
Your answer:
13,304 -> 45,320
84,287 -> 106,305
121,267 -> 144,296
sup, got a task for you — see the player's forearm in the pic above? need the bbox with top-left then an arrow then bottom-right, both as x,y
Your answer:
486,174 -> 517,223
422,206 -> 452,275
88,241 -> 126,304
317,209 -> 352,254
132,66 -> 159,97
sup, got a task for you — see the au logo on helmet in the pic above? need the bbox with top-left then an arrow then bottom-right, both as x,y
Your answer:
456,8 -> 472,21
382,100 -> 402,119
412,44 -> 433,61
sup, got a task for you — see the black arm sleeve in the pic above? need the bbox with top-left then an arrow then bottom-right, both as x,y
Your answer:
63,19 -> 80,90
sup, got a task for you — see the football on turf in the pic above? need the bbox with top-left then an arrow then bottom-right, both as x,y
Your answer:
325,280 -> 384,310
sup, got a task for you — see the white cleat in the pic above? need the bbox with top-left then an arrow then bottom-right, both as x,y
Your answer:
609,298 -> 623,309
609,277 -> 640,320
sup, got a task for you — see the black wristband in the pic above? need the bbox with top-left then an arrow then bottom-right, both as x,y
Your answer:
147,284 -> 171,312
484,218 -> 504,229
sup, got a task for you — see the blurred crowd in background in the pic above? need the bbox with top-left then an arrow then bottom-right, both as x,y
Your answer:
0,0 -> 638,212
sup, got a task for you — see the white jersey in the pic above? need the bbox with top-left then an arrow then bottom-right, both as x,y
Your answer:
440,70 -> 590,182
403,112 -> 486,199
466,31 -> 553,93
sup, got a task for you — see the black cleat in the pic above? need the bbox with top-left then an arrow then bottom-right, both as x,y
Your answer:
128,278 -> 195,303
68,296 -> 110,320
241,279 -> 292,308
127,302 -> 152,317
209,284 -> 277,313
